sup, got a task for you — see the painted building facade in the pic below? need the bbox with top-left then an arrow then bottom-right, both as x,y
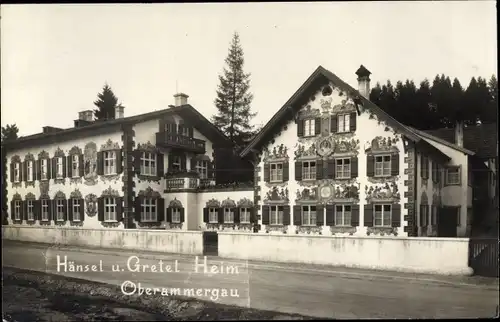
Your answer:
4,94 -> 254,232
241,65 -> 478,238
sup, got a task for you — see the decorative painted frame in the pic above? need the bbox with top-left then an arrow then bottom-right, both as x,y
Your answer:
11,192 -> 23,223
53,190 -> 67,225
101,186 -> 121,198
85,193 -> 98,217
68,146 -> 83,185
24,153 -> 36,188
205,198 -> 221,208
10,155 -> 22,189
237,198 -> 254,208
135,141 -> 162,183
169,198 -> 183,208
100,139 -> 122,183
53,147 -> 66,185
221,198 -> 236,208
137,186 -> 161,198
24,192 -> 37,224
365,136 -> 401,184
37,150 -> 50,183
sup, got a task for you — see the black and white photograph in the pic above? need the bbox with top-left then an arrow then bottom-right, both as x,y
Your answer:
1,2 -> 498,320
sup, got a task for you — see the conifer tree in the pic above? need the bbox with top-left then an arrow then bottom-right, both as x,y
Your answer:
93,84 -> 122,120
212,32 -> 256,146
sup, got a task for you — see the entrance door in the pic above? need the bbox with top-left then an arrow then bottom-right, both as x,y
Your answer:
437,206 -> 458,237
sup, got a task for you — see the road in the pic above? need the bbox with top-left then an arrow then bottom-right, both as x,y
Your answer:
2,240 -> 498,319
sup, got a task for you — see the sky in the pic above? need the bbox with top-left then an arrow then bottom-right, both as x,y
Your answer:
1,2 -> 497,137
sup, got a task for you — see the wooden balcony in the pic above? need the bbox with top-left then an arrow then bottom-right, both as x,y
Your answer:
156,132 -> 206,154
164,170 -> 216,192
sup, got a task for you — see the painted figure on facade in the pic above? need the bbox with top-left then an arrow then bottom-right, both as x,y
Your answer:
84,142 -> 98,185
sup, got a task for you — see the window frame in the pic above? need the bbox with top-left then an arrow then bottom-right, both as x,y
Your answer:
27,161 -> 34,182
239,207 -> 251,224
41,199 -> 50,221
337,113 -> 351,133
140,151 -> 157,176
335,158 -> 351,179
208,207 -> 218,223
374,204 -> 392,227
196,160 -> 208,179
171,155 -> 182,171
171,207 -> 181,223
431,205 -> 437,226
56,157 -> 64,179
72,155 -> 80,178
302,160 -> 316,181
104,197 -> 117,222
103,151 -> 117,175
270,205 -> 284,225
27,199 -> 35,221
14,162 -> 20,183
14,200 -> 21,220
445,166 -> 461,185
72,198 -> 81,222
179,125 -> 190,137
55,198 -> 65,222
223,207 -> 234,224
421,205 -> 428,226
141,197 -> 157,222
375,154 -> 392,177
301,205 -> 317,226
41,159 -> 48,181
270,162 -> 284,183
303,118 -> 316,137
335,204 -> 352,227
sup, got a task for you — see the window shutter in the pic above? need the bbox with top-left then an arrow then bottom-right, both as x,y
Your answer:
35,160 -> 41,181
420,156 -> 425,178
330,115 -> 338,133
22,200 -> 27,221
316,159 -> 324,180
134,196 -> 142,222
68,198 -> 74,221
46,158 -> 52,180
203,208 -> 209,223
364,204 -> 373,227
297,119 -> 304,137
178,124 -> 184,136
218,207 -> 224,224
134,150 -> 142,176
171,123 -> 178,134
293,205 -> 302,226
62,156 -> 67,178
392,204 -> 401,227
326,204 -> 335,226
263,163 -> 270,182
35,200 -> 41,221
165,207 -> 172,222
80,199 -> 85,221
181,154 -> 187,171
208,160 -> 215,179
316,205 -> 324,226
391,153 -> 400,176
51,158 -> 57,179
436,164 -> 441,183
180,208 -> 185,223
47,200 -> 52,222
366,155 -> 375,177
282,162 -> 289,182
188,127 -> 194,138
62,199 -> 68,221
67,156 -> 73,178
351,204 -> 360,226
261,206 -> 270,225
350,157 -> 358,178
22,161 -> 27,182
116,197 -> 123,222
97,197 -> 104,222
283,205 -> 291,225
349,112 -> 357,132
9,163 -> 14,183
116,149 -> 123,174
234,208 -> 240,224
157,198 -> 165,222
157,153 -> 164,177
10,201 -> 15,220
79,155 -> 84,177
327,159 -> 335,179
96,152 -> 104,175
427,205 -> 430,227
315,118 -> 321,135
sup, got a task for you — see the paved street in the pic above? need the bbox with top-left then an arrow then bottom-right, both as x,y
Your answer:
2,240 -> 499,319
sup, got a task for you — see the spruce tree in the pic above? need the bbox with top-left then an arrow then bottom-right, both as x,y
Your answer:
93,84 -> 122,120
1,124 -> 19,225
212,32 -> 256,146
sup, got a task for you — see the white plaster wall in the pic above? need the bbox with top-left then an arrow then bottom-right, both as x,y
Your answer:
3,226 -> 203,255
418,138 -> 469,236
218,232 -> 473,276
6,131 -> 124,229
257,84 -> 409,237
197,190 -> 254,230
415,153 -> 441,237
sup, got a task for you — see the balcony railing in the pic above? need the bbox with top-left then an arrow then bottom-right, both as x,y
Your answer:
156,132 -> 206,154
165,177 -> 216,191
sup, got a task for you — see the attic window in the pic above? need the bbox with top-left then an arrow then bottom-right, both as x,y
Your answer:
322,86 -> 333,96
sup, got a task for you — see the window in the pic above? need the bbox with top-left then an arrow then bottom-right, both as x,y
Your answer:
56,199 -> 65,221
224,208 -> 234,223
27,161 -> 34,182
336,158 -> 351,179
374,204 -> 392,227
27,200 -> 34,221
337,114 -> 350,133
421,156 -> 429,179
179,125 -> 190,137
104,197 -> 117,222
14,163 -> 20,182
209,207 -> 218,223
141,198 -> 157,222
432,162 -> 438,182
421,205 -> 428,226
240,207 -> 251,223
140,152 -> 157,176
335,205 -> 351,226
375,155 -> 391,177
431,206 -> 437,225
72,199 -> 81,221
104,151 -> 117,175
196,160 -> 208,179
41,159 -> 48,180
304,119 -> 315,137
302,205 -> 316,226
56,157 -> 63,178
14,200 -> 21,220
171,208 -> 181,223
302,161 -> 316,180
72,155 -> 79,178
270,162 -> 283,182
41,199 -> 49,221
171,156 -> 181,171
270,205 -> 284,225
446,167 -> 460,185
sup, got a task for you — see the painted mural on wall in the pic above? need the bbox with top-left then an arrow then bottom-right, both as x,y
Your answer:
264,186 -> 289,204
85,193 -> 98,217
262,144 -> 289,162
84,142 -> 98,186
69,146 -> 83,185
365,182 -> 400,204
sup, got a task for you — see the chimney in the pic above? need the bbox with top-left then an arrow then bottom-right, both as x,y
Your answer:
355,65 -> 372,99
173,93 -> 189,107
455,120 -> 464,147
115,105 -> 124,119
78,110 -> 94,122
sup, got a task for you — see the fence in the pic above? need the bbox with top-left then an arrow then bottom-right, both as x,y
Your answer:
469,238 -> 499,277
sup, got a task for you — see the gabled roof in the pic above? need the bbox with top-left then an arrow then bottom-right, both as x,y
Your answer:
423,123 -> 498,159
240,66 -> 447,161
3,104 -> 233,151
407,127 -> 475,156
